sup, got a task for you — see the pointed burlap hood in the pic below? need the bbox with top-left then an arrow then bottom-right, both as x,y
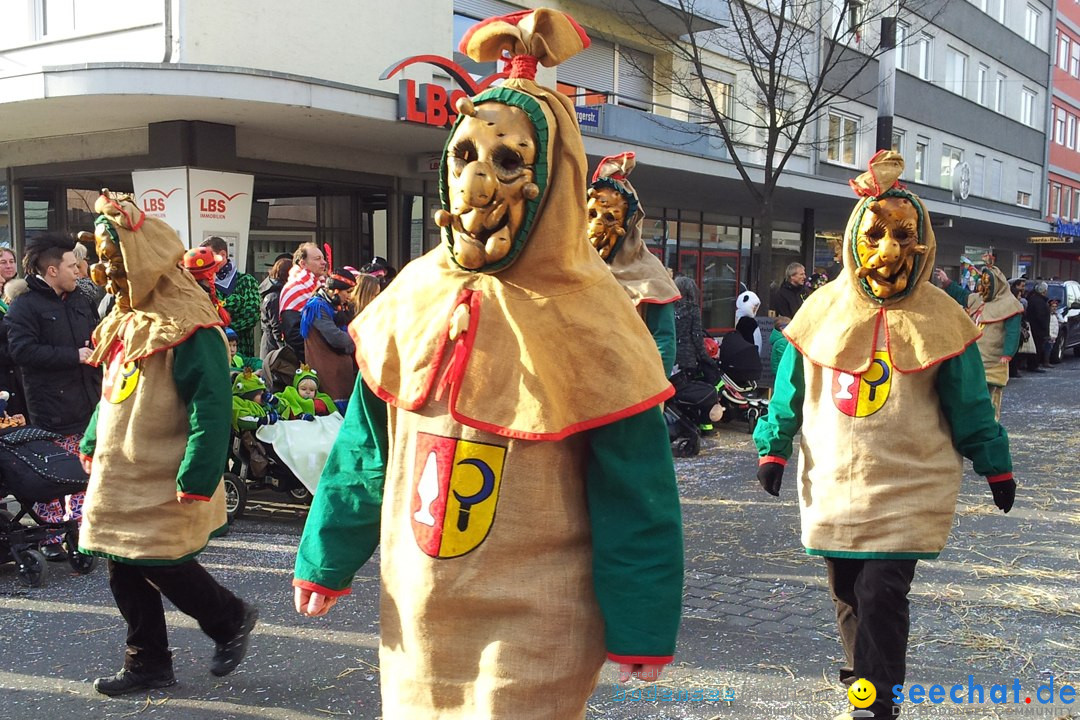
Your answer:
784,151 -> 980,374
968,263 -> 1024,324
90,195 -> 225,365
590,152 -> 680,306
349,9 -> 672,440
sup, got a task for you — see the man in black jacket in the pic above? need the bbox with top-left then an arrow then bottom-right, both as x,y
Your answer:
771,262 -> 808,319
1025,281 -> 1052,372
7,233 -> 101,560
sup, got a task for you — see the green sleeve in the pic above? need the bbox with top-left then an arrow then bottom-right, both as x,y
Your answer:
79,403 -> 101,457
645,302 -> 677,376
225,274 -> 261,333
232,397 -> 266,431
586,406 -> 683,660
769,328 -> 790,378
294,374 -> 388,593
172,328 -> 232,498
1001,315 -> 1021,358
753,343 -> 804,460
945,281 -> 971,307
935,344 -> 1012,477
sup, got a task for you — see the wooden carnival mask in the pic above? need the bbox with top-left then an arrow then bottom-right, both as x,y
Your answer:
977,268 -> 994,301
90,219 -> 130,312
854,196 -> 928,299
435,97 -> 540,271
586,185 -> 628,260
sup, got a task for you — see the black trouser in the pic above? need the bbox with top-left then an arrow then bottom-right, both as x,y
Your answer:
826,557 -> 918,718
107,559 -> 245,674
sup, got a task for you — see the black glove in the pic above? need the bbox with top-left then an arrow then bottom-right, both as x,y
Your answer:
757,462 -> 784,496
989,479 -> 1016,513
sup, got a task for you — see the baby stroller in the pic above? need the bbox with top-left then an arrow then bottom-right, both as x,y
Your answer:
223,427 -> 312,521
0,426 -> 95,587
716,331 -> 769,434
665,365 -> 721,457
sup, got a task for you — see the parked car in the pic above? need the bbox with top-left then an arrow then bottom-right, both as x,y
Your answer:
1026,280 -> 1080,362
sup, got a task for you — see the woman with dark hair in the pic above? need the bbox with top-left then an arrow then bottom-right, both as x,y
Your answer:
0,247 -> 26,418
259,256 -> 292,361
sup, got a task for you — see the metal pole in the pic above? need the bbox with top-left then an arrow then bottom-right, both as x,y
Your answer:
876,15 -> 896,152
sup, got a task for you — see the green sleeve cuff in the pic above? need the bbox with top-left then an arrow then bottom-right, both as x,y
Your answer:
171,328 -> 232,497
936,344 -> 1012,477
646,302 -> 677,376
586,406 -> 683,658
294,374 -> 388,592
79,402 -> 101,457
753,343 -> 803,459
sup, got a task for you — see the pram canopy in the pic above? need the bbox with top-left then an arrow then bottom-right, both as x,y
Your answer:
718,331 -> 762,386
0,426 -> 89,503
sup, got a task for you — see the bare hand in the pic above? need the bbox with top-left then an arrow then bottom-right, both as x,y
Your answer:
294,586 -> 338,617
81,457 -> 93,475
177,495 -> 197,504
933,268 -> 949,288
999,356 -> 1010,365
78,346 -> 94,364
618,663 -> 665,683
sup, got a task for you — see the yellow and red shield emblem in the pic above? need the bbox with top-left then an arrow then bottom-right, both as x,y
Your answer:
831,350 -> 892,417
102,342 -> 140,404
411,433 -> 507,558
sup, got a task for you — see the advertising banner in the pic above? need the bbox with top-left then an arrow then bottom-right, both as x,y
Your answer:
131,168 -> 255,272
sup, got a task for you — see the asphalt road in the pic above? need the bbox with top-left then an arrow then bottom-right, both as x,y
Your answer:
1,355 -> 1078,719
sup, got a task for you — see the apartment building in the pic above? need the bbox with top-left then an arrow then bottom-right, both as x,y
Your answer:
0,0 -> 1058,332
1047,0 -> 1080,278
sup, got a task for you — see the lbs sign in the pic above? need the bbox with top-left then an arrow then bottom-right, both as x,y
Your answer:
381,55 -> 506,128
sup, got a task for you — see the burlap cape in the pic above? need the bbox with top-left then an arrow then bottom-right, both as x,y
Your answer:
90,196 -> 224,364
784,151 -> 979,373
591,152 -> 680,307
349,12 -> 672,440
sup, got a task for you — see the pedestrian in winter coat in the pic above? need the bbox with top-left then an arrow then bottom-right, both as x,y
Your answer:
771,262 -> 808,318
201,237 -> 260,357
1025,281 -> 1051,370
259,257 -> 291,361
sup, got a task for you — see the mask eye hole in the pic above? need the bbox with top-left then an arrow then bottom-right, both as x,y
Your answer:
603,212 -> 615,223
588,208 -> 597,219
492,146 -> 525,179
453,139 -> 477,163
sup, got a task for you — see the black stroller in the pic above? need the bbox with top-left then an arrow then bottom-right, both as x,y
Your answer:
665,364 -> 721,458
716,331 -> 769,434
0,426 -> 96,587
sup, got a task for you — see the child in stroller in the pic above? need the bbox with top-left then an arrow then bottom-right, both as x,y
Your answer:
0,421 -> 95,586
665,361 -> 725,457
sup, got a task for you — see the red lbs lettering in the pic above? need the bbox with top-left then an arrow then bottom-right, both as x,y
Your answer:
200,198 -> 226,213
144,198 -> 166,212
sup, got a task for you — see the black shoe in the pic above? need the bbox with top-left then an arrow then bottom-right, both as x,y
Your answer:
93,668 -> 176,696
210,603 -> 258,677
41,544 -> 68,562
1030,367 -> 1047,374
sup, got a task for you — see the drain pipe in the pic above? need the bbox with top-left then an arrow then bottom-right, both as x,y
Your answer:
162,0 -> 174,63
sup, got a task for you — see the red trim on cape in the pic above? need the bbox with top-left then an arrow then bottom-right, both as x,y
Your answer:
636,293 -> 680,306
352,289 -> 467,412
987,472 -> 1014,483
177,491 -> 211,502
292,578 -> 352,598
977,308 -> 1024,324
782,306 -> 982,375
91,318 -> 226,367
607,653 -> 674,665
759,455 -> 787,466
448,384 -> 674,442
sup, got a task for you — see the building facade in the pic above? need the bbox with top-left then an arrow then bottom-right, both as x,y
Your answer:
1047,0 -> 1080,278
0,0 -> 1061,332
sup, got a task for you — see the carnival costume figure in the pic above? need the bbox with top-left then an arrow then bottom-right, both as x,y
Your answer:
753,152 -> 1016,719
292,9 -> 684,719
79,192 -> 257,697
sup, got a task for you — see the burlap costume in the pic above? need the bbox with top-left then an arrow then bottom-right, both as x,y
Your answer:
589,152 -> 679,373
951,264 -> 1024,387
295,9 -> 683,719
756,151 -> 1013,558
79,197 -> 230,563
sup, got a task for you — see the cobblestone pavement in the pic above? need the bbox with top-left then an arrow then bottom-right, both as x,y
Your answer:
1,358 -> 1078,719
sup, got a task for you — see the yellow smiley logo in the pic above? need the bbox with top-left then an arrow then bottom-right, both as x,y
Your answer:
848,678 -> 877,709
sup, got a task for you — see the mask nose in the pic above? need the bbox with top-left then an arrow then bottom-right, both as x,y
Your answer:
878,236 -> 902,265
456,161 -> 497,210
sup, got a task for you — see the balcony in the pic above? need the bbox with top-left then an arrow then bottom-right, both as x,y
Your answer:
576,101 -> 730,161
